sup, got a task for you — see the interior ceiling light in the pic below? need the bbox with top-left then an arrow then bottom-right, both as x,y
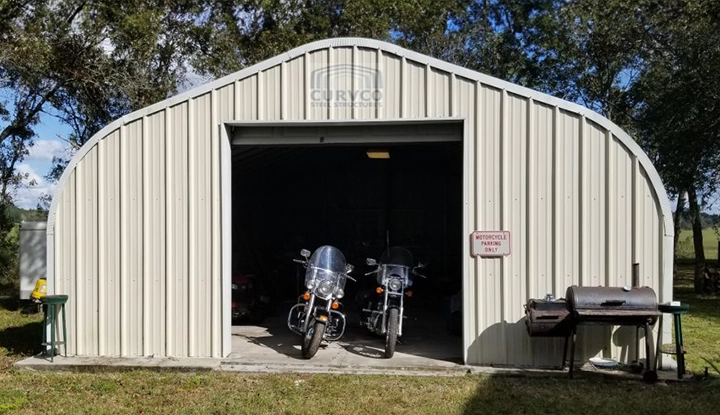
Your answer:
366,150 -> 390,159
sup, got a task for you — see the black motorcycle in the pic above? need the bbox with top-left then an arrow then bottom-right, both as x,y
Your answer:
358,246 -> 425,358
287,246 -> 354,359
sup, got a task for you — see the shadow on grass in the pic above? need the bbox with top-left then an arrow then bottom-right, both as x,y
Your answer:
0,321 -> 43,357
460,375 -> 720,415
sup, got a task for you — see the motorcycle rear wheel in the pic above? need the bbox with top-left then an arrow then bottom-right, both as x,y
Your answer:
302,321 -> 326,359
384,308 -> 399,358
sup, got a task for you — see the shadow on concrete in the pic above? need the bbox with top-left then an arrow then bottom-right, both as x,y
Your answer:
230,302 -> 463,366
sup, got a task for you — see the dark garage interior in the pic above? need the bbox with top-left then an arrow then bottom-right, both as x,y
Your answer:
230,138 -> 463,359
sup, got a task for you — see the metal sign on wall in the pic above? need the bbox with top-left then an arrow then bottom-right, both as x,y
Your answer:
471,231 -> 511,257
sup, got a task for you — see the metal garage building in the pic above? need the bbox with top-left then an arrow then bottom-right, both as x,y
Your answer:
46,38 -> 673,366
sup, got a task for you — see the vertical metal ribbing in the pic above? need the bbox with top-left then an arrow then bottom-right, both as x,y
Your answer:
303,52 -> 309,120
449,73 -> 456,117
375,48 -> 382,119
352,45 -> 357,120
280,62 -> 286,121
631,158 -> 638,272
165,107 -> 173,356
142,115 -> 150,356
119,124 -> 127,356
257,71 -> 264,121
234,80 -> 241,120
526,98 -> 535,302
604,130 -> 614,288
425,63 -> 431,117
187,97 -> 196,357
578,116 -> 586,286
327,47 -> 333,120
551,106 -> 559,297
98,137 -> 106,356
401,56 -> 407,118
211,89 -> 221,357
499,88 -> 508,363
473,81 -> 482,362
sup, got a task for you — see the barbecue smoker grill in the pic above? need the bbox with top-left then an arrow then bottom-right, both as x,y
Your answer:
525,286 -> 661,381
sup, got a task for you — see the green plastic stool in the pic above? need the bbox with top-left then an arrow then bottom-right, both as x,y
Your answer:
656,303 -> 690,379
41,295 -> 68,362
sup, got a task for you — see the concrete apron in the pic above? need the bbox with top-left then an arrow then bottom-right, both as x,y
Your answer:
14,313 -> 687,381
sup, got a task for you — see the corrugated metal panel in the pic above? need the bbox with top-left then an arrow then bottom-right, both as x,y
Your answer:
167,102 -> 189,356
307,49 -> 329,120
98,129 -> 121,356
190,93 -> 213,356
48,39 -> 672,366
143,111 -> 166,356
236,75 -> 258,120
504,92 -> 530,365
472,84 -> 504,365
262,66 -> 281,120
330,47 -> 353,120
608,136 -> 633,287
121,120 -> 144,356
76,146 -> 98,355
458,77 -> 476,365
429,68 -> 450,117
286,57 -> 304,120
381,52 -> 401,119
56,173 -> 77,354
406,60 -> 426,118
355,47 -> 378,120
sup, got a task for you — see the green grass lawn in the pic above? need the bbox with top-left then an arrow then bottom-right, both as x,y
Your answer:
2,262 -> 720,414
676,228 -> 719,261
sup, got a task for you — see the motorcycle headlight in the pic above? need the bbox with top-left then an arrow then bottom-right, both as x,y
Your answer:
317,280 -> 335,298
388,278 -> 403,292
336,289 -> 344,299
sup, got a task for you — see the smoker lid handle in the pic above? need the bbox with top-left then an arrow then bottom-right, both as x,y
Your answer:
601,300 -> 626,306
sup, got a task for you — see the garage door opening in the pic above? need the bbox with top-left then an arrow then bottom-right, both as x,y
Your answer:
228,123 -> 463,364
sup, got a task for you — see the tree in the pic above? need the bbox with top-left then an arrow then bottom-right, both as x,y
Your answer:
632,0 -> 720,291
189,0 -> 468,78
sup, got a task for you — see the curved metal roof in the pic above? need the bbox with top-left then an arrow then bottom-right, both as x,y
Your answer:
47,37 -> 672,236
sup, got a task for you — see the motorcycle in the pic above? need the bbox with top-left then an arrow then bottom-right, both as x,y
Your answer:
358,246 -> 425,358
287,245 -> 354,359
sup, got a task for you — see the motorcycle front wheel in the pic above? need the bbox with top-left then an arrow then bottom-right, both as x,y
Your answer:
301,321 -> 326,359
384,308 -> 399,358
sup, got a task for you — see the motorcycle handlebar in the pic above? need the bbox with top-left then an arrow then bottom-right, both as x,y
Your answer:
292,259 -> 305,264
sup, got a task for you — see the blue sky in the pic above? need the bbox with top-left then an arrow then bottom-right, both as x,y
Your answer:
12,114 -> 72,209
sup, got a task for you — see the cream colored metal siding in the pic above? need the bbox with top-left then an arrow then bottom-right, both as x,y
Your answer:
76,146 -> 98,355
381,53 -> 401,119
56,173 -> 76,353
48,38 -> 672,364
98,130 -> 121,356
143,111 -> 166,356
121,119 -> 144,356
167,102 -> 189,356
189,93 -> 213,356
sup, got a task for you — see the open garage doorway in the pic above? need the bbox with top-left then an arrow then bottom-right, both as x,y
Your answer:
227,122 -> 463,366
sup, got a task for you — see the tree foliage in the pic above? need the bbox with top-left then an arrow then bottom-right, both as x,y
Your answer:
1,0 -> 720,293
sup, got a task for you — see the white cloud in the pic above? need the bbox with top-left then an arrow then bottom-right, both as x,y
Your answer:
26,139 -> 71,163
11,163 -> 55,209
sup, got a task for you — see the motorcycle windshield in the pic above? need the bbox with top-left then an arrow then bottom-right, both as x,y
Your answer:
380,247 -> 413,268
308,245 -> 347,273
377,247 -> 413,286
304,245 -> 348,296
